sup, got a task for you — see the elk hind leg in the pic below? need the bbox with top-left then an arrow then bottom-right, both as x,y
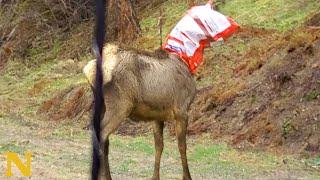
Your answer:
175,115 -> 192,180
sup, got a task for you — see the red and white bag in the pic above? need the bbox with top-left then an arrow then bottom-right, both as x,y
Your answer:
163,3 -> 239,74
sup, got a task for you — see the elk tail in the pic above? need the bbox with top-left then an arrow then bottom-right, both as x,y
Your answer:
91,0 -> 108,179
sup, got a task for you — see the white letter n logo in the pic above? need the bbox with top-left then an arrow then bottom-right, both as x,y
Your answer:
6,152 -> 32,177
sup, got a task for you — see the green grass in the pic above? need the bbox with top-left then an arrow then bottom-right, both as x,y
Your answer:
305,155 -> 320,167
305,90 -> 320,101
134,0 -> 188,50
282,118 -> 293,138
187,142 -> 281,177
135,0 -> 320,51
220,0 -> 320,31
111,135 -> 155,155
118,159 -> 137,173
51,123 -> 88,140
25,39 -> 62,65
316,156 -> 320,166
0,143 -> 26,154
100,134 -> 312,178
0,59 -> 87,116
104,135 -> 320,179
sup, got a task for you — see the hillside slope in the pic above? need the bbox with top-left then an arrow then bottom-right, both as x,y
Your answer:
189,28 -> 320,153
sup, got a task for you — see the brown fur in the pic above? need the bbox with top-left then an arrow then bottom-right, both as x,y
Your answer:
86,46 -> 196,179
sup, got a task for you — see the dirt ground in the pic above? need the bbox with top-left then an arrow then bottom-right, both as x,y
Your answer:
1,116 -> 319,179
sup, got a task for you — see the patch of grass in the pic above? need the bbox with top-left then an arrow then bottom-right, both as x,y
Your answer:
134,0 -> 188,50
305,90 -> 320,101
316,156 -> 320,167
251,95 -> 257,104
187,141 -> 286,178
1,60 -> 54,93
0,142 -> 26,154
118,159 -> 137,173
190,143 -> 228,161
220,0 -> 320,31
301,156 -> 320,176
21,34 -> 63,67
1,56 -> 86,95
0,58 -> 87,117
111,136 -> 154,155
95,135 -> 277,178
282,119 -> 293,139
40,74 -> 86,100
51,121 -> 89,140
128,140 -> 154,155
197,35 -> 258,88
189,143 -> 247,177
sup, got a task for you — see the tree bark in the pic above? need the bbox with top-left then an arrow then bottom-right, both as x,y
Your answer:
107,0 -> 141,43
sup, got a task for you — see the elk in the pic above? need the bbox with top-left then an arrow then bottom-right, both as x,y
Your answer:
89,0 -> 196,179
84,44 -> 196,180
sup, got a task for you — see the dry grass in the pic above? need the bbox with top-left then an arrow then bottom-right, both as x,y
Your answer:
213,81 -> 246,104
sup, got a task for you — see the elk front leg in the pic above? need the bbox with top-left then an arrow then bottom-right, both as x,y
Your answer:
99,97 -> 133,180
100,115 -> 127,180
152,121 -> 164,180
101,137 -> 111,180
175,117 -> 192,180
100,118 -> 124,180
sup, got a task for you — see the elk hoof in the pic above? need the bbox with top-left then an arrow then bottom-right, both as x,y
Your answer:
152,175 -> 160,180
183,175 -> 192,180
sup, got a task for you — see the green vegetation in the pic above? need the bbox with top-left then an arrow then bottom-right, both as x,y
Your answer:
305,90 -> 320,101
0,59 -> 88,120
305,156 -> 320,172
316,156 -> 320,166
135,0 -> 188,50
282,119 -> 293,138
220,0 -> 320,30
111,135 -> 155,155
51,121 -> 88,140
135,0 -> 320,51
187,142 -> 283,177
189,144 -> 250,177
0,142 -> 26,154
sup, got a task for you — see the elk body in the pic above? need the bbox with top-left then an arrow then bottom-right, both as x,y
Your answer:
84,44 -> 196,180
